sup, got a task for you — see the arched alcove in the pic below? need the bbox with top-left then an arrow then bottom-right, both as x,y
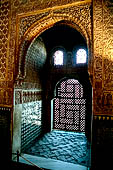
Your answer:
16,15 -> 92,81
13,13 -> 92,169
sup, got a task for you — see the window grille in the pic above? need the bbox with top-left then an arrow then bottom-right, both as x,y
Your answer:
53,79 -> 86,132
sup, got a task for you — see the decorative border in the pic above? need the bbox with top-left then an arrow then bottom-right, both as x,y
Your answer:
11,0 -> 92,15
14,90 -> 42,104
0,1 -> 13,107
94,115 -> 113,121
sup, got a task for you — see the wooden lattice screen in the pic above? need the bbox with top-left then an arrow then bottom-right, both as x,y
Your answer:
53,79 -> 86,132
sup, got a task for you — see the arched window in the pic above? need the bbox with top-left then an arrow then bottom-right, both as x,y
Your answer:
76,48 -> 87,64
53,50 -> 64,66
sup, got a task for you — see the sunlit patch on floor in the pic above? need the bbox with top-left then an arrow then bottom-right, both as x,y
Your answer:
24,131 -> 91,167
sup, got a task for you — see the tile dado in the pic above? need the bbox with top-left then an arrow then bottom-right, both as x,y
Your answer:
21,101 -> 42,151
14,90 -> 42,104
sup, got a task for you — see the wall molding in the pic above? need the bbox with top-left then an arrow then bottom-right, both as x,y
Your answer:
14,89 -> 42,104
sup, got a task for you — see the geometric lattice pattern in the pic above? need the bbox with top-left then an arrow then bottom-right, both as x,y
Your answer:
21,101 -> 42,151
53,79 -> 86,132
0,2 -> 9,80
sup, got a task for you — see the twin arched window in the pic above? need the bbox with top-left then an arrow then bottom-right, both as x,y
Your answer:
53,48 -> 87,66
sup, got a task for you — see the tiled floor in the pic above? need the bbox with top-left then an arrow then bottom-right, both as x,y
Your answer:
24,130 -> 91,168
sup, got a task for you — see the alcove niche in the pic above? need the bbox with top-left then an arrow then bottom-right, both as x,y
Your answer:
13,21 -> 92,169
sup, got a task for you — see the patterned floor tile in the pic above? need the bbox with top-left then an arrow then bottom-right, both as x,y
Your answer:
24,130 -> 91,167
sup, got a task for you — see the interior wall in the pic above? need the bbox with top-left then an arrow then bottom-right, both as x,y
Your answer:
12,37 -> 47,155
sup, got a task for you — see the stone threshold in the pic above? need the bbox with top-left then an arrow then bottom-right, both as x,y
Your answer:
19,153 -> 89,170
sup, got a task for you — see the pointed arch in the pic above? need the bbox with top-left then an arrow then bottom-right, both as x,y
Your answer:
16,12 -> 92,80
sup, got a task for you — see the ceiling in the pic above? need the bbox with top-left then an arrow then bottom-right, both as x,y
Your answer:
40,22 -> 87,54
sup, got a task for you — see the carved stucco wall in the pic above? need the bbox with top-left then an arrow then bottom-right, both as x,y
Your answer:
15,36 -> 47,89
92,2 -> 113,166
16,1 -> 92,80
0,0 -> 92,105
1,0 -> 112,117
93,0 -> 113,115
0,1 -> 13,107
13,36 -> 46,155
12,0 -> 91,14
